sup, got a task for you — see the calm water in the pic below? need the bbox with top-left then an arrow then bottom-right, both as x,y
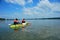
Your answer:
0,20 -> 60,40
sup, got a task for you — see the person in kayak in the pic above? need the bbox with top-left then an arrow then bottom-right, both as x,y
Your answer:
14,18 -> 20,24
22,18 -> 25,23
22,18 -> 26,27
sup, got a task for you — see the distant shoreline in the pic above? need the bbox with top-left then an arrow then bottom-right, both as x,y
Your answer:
0,18 -> 5,20
0,17 -> 60,20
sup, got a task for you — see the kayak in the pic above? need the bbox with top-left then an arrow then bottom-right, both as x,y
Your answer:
9,22 -> 29,30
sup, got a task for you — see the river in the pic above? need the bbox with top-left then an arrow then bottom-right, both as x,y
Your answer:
0,20 -> 60,40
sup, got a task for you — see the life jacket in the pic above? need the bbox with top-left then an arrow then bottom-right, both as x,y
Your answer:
22,20 -> 25,23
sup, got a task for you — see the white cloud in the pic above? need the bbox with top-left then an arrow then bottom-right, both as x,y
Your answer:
38,0 -> 60,11
23,8 -> 32,15
5,0 -> 26,6
5,0 -> 60,18
27,0 -> 33,3
22,0 -> 60,18
51,3 -> 60,11
5,0 -> 33,6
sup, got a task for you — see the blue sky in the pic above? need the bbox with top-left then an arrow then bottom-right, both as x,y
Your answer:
0,0 -> 60,19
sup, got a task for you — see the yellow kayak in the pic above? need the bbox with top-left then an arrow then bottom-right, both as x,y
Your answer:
10,22 -> 29,30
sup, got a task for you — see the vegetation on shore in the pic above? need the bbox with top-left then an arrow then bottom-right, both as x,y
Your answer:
25,17 -> 60,20
6,17 -> 60,20
0,17 -> 60,20
0,18 -> 5,20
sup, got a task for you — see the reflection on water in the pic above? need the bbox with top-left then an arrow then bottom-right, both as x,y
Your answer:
0,20 -> 60,40
0,20 -> 5,23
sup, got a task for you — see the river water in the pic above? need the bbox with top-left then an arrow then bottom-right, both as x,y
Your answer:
0,20 -> 60,40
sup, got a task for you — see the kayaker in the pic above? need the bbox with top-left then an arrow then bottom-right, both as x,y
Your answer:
14,18 -> 19,24
22,18 -> 25,23
22,18 -> 26,27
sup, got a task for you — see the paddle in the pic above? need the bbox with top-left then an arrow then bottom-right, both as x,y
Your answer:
8,24 -> 11,25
